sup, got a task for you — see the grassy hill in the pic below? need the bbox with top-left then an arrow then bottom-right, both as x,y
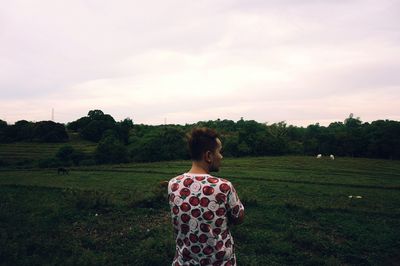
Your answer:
0,132 -> 97,166
1,156 -> 399,265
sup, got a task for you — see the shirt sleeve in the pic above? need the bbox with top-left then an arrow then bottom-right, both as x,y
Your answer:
226,182 -> 244,219
167,179 -> 173,194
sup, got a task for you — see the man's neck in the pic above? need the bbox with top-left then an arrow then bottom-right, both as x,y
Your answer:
187,161 -> 210,174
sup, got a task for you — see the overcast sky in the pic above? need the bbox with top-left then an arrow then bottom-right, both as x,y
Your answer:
1,0 -> 399,126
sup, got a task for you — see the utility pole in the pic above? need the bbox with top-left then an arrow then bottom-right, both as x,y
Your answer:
51,108 -> 54,121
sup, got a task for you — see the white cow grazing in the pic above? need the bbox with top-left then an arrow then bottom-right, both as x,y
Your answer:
330,154 -> 335,160
316,154 -> 322,159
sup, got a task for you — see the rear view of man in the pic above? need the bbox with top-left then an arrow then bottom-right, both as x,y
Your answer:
168,128 -> 244,266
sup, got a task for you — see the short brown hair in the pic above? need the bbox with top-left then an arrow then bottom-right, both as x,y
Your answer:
187,128 -> 219,161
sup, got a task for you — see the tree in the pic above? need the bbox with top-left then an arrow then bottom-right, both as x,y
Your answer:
88,109 -> 105,119
220,133 -> 239,157
66,116 -> 91,131
33,121 -> 69,142
237,141 -> 251,156
13,120 -> 34,141
343,114 -> 363,157
95,134 -> 129,164
68,110 -> 118,142
303,123 -> 326,155
116,118 -> 134,144
159,127 -> 188,160
0,119 -> 7,129
0,119 -> 8,142
366,120 -> 400,159
237,120 -> 268,155
265,122 -> 289,155
80,120 -> 116,142
129,127 -> 187,162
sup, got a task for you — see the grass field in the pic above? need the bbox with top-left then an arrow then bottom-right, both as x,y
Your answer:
1,156 -> 399,265
0,132 -> 97,166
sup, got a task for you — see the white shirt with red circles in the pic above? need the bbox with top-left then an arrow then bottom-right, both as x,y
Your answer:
168,173 -> 244,266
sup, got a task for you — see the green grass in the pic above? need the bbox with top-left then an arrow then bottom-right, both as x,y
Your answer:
1,156 -> 400,265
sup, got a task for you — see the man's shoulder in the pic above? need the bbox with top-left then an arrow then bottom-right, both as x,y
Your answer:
209,174 -> 231,184
168,174 -> 185,187
168,174 -> 231,185
169,174 -> 184,182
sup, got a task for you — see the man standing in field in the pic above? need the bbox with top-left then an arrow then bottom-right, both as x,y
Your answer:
168,128 -> 245,266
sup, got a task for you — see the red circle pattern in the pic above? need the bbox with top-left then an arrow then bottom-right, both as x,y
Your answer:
168,174 -> 244,265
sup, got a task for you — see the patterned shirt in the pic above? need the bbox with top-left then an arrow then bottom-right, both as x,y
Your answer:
168,173 -> 245,266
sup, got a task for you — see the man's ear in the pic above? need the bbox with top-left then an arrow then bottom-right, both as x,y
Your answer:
204,150 -> 212,163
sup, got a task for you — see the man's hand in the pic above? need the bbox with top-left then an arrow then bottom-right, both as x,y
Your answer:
228,210 -> 245,225
159,180 -> 169,188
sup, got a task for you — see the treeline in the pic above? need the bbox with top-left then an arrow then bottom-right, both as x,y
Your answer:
1,111 -> 399,166
0,120 -> 68,142
194,114 -> 400,160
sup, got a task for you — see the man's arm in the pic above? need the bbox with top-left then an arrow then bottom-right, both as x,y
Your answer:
226,183 -> 245,225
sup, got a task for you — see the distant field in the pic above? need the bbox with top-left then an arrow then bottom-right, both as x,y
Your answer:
1,156 -> 399,265
0,137 -> 96,165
